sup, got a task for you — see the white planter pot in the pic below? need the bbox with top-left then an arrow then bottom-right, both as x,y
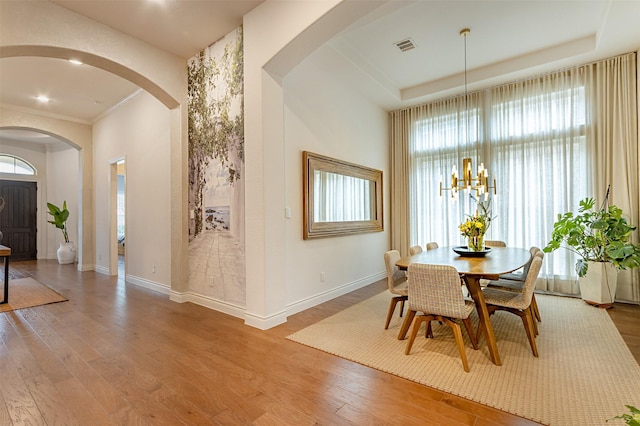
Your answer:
578,261 -> 617,307
57,242 -> 76,264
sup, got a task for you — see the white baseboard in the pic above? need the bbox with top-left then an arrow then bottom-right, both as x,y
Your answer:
94,265 -> 110,275
168,272 -> 384,331
77,263 -> 94,272
92,265 -> 170,295
244,310 -> 288,330
285,271 -> 386,318
169,291 -> 187,303
169,290 -> 245,319
242,272 -> 384,330
94,266 -> 170,296
90,270 -> 384,331
126,274 -> 170,295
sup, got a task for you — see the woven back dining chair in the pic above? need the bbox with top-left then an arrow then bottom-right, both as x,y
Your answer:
491,247 -> 544,322
409,245 -> 423,256
480,256 -> 543,357
425,242 -> 439,250
404,263 -> 478,372
383,250 -> 408,330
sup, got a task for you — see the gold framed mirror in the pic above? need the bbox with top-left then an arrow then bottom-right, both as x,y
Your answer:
303,151 -> 383,239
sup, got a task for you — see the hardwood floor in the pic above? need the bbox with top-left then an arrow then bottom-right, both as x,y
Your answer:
1,260 -> 638,425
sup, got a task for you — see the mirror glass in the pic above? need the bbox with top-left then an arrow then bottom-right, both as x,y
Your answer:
303,151 -> 383,239
313,170 -> 374,222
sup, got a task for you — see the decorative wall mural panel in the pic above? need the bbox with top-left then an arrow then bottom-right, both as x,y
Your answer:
188,27 -> 245,307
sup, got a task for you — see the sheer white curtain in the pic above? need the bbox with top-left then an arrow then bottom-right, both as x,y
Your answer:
408,92 -> 484,248
390,52 -> 639,301
489,70 -> 590,294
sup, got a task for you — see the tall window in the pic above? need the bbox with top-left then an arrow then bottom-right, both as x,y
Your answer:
409,92 -> 486,249
0,154 -> 36,175
489,74 -> 589,293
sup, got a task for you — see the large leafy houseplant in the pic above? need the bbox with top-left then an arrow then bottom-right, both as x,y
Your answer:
607,405 -> 640,425
47,201 -> 70,243
543,196 -> 640,277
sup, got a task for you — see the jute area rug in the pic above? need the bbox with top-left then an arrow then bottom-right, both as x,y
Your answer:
0,277 -> 67,313
287,292 -> 640,425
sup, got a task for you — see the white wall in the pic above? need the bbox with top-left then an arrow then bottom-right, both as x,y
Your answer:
283,44 -> 389,310
243,0 -> 388,328
93,91 -> 171,291
46,146 -> 80,257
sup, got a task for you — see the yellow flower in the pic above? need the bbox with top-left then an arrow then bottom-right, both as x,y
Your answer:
459,215 -> 488,238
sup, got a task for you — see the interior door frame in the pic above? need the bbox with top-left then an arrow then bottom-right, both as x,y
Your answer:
109,156 -> 125,276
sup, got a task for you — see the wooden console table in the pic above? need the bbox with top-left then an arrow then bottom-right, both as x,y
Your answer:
0,245 -> 10,304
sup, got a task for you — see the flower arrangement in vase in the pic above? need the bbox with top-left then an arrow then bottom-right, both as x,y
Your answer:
459,196 -> 493,251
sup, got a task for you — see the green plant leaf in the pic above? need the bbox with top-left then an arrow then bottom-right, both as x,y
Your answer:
607,405 -> 640,425
576,259 -> 588,277
545,196 -> 640,277
46,201 -> 70,243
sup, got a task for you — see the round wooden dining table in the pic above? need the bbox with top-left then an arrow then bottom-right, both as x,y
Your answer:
395,246 -> 532,366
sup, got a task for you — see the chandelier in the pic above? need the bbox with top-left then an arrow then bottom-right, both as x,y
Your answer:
439,28 -> 497,198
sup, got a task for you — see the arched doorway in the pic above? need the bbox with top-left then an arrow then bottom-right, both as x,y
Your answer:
1,1 -> 187,290
0,128 -> 80,262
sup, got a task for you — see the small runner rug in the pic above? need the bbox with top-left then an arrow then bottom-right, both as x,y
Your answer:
287,292 -> 640,425
0,277 -> 68,313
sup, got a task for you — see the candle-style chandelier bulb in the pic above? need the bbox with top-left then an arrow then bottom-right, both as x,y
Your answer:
439,157 -> 497,197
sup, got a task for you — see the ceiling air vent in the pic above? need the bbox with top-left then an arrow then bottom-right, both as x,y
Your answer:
394,38 -> 416,52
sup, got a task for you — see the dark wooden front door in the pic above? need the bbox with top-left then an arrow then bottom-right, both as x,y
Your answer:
0,180 -> 37,260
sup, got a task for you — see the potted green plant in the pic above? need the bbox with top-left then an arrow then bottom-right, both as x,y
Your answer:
607,405 -> 640,425
543,190 -> 640,306
47,200 -> 76,264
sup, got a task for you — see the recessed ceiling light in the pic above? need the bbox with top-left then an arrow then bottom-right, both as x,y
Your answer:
69,59 -> 83,65
36,95 -> 50,103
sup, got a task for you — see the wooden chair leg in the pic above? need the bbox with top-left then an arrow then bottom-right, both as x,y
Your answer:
531,294 -> 541,322
406,315 -> 472,372
529,306 -> 539,336
385,298 -> 396,330
385,296 -> 407,329
400,299 -> 405,317
450,321 -> 470,372
425,320 -> 433,338
405,316 -> 427,355
483,303 -> 539,357
397,309 -> 416,340
462,317 -> 478,350
521,309 -> 539,357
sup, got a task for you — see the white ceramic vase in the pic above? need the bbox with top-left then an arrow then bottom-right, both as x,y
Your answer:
57,242 -> 76,264
578,261 -> 617,307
